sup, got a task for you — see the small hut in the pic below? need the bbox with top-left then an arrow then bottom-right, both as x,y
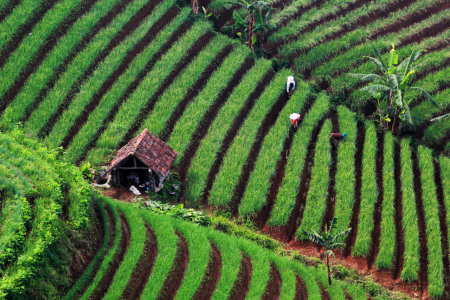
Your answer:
104,129 -> 177,192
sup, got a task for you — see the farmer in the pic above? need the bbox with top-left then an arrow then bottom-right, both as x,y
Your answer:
289,113 -> 302,128
330,132 -> 347,147
286,76 -> 295,97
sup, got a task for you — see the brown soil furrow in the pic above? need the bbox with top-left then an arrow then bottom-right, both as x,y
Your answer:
410,145 -> 428,295
294,274 -> 308,300
262,263 -> 282,300
20,0 -> 134,124
344,291 -> 352,300
270,0 -> 294,10
366,129 -> 385,269
89,212 -> 131,300
119,31 -> 215,148
156,231 -> 189,300
344,121 -> 365,256
0,0 -> 58,70
197,69 -> 275,206
0,0 -> 99,113
70,204 -> 116,299
436,133 -> 450,155
0,0 -> 21,24
76,21 -> 192,165
37,0 -> 158,139
284,114 -> 329,242
318,283 -> 332,300
432,159 -> 450,296
254,93 -> 317,230
229,91 -> 290,216
228,254 -> 252,300
178,56 -> 256,205
392,141 -> 405,279
321,109 -> 339,230
59,4 -> 177,150
159,44 -> 234,142
300,0 -> 447,79
121,223 -> 158,300
192,243 -> 222,300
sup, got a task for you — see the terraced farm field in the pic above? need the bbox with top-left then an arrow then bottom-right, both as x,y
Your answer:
0,0 -> 450,298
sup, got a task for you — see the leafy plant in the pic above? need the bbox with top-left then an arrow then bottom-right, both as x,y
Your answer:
140,200 -> 211,226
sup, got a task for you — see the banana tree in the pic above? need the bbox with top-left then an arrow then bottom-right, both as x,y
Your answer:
348,43 -> 439,134
301,218 -> 351,286
226,0 -> 272,50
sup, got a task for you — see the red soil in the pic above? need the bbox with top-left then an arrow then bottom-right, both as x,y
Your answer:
159,44 -> 233,142
192,243 -> 222,300
0,0 -> 98,113
228,254 -> 252,300
262,263 -> 282,300
77,21 -> 192,165
344,121 -> 365,256
59,0 -> 172,149
120,31 -> 216,149
178,55 -> 255,205
20,0 -> 135,124
318,282 -> 332,300
156,231 -> 189,300
121,224 -> 158,300
37,0 -> 156,139
229,91 -> 290,216
90,212 -> 131,299
294,274 -> 308,300
392,141 -> 405,279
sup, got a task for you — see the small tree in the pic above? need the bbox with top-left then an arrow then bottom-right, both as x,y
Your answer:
301,218 -> 351,286
348,42 -> 439,134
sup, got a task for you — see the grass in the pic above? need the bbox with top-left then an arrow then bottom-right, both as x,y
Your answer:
269,92 -> 329,226
439,156 -> 450,255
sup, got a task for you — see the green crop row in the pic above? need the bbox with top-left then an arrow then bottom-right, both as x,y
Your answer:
297,119 -> 331,237
207,71 -> 288,207
164,46 -> 251,165
400,139 -> 419,281
269,92 -> 329,226
0,0 -> 86,100
439,156 -> 450,255
0,0 -> 46,51
375,133 -> 395,269
85,22 -> 210,165
65,7 -> 193,163
0,0 -> 122,129
23,0 -> 150,138
239,80 -> 309,217
352,121 -> 377,257
412,88 -> 450,121
418,146 -> 444,298
44,3 -> 172,148
184,58 -> 270,205
333,106 -> 356,234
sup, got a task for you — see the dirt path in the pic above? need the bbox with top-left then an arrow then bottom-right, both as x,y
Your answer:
254,93 -> 317,230
0,0 -> 59,71
178,56 -> 255,205
89,212 -> 131,299
192,243 -> 222,300
344,121 -> 365,256
20,0 -> 134,124
156,231 -> 189,300
120,31 -> 215,148
229,91 -> 290,216
262,263 -> 282,300
121,223 -> 158,299
410,146 -> 429,296
294,274 -> 308,300
366,130 -> 385,269
159,44 -> 233,142
197,68 -> 274,206
228,254 -> 252,300
60,1 -> 173,149
392,141 -> 405,279
77,20 -> 192,165
432,159 -> 450,296
37,0 -> 156,139
321,109 -> 339,230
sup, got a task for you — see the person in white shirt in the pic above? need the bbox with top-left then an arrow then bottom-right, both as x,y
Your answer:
286,76 -> 295,97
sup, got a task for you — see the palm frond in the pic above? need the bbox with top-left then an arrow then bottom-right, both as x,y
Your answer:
369,41 -> 387,71
360,85 -> 392,97
324,250 -> 336,257
409,87 -> 439,107
329,243 -> 345,250
402,99 -> 413,124
430,113 -> 450,122
347,73 -> 381,81
331,228 -> 351,244
302,229 -> 324,246
363,56 -> 386,72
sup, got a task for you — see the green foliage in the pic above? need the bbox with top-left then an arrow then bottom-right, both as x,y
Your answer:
140,200 -> 211,226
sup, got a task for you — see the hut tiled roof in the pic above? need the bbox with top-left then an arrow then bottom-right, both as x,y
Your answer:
106,129 -> 177,177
